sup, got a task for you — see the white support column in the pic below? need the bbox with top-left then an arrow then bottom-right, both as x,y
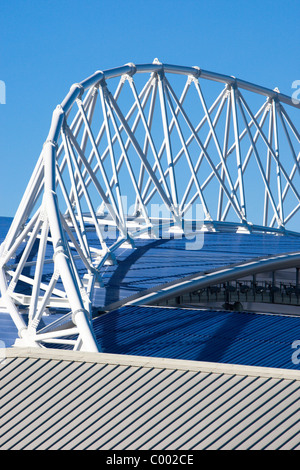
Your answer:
237,93 -> 283,228
164,81 -> 210,220
230,85 -> 247,220
106,76 -> 151,226
239,92 -> 300,208
42,105 -> 99,353
28,213 -> 49,325
166,79 -> 244,222
217,91 -> 231,221
135,76 -> 158,215
104,81 -> 178,224
182,89 -> 228,217
221,103 -> 270,223
99,83 -> 127,234
66,124 -> 124,233
272,99 -> 284,224
263,104 -> 273,227
157,71 -> 179,216
62,130 -> 92,262
194,80 -> 242,221
277,102 -> 300,174
141,76 -> 193,208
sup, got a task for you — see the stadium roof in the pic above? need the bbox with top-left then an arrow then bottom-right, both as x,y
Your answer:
1,222 -> 300,450
1,62 -> 300,451
93,230 -> 300,309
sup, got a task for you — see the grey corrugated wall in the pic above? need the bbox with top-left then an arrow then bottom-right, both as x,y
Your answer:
1,348 -> 299,450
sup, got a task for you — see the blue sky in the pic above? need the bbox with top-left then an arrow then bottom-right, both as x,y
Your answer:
0,0 -> 299,218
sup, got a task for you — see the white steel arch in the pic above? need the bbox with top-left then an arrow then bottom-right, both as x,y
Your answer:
1,60 -> 300,351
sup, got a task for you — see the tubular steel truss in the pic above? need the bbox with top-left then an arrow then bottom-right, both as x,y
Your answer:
1,60 -> 300,351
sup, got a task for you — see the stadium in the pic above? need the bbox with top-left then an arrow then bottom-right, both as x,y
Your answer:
0,61 -> 299,450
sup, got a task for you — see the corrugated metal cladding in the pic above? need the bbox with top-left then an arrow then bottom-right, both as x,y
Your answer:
93,306 -> 300,370
3,216 -> 300,310
0,348 -> 299,450
94,231 -> 300,308
2,305 -> 300,371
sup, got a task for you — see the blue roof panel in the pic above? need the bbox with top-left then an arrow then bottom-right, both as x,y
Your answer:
0,313 -> 18,347
94,231 -> 300,307
1,217 -> 300,371
93,306 -> 300,370
2,217 -> 300,309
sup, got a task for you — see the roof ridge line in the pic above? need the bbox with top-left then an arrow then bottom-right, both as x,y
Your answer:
3,347 -> 300,381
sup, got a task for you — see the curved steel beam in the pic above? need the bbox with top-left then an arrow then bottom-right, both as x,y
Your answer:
127,251 -> 300,307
